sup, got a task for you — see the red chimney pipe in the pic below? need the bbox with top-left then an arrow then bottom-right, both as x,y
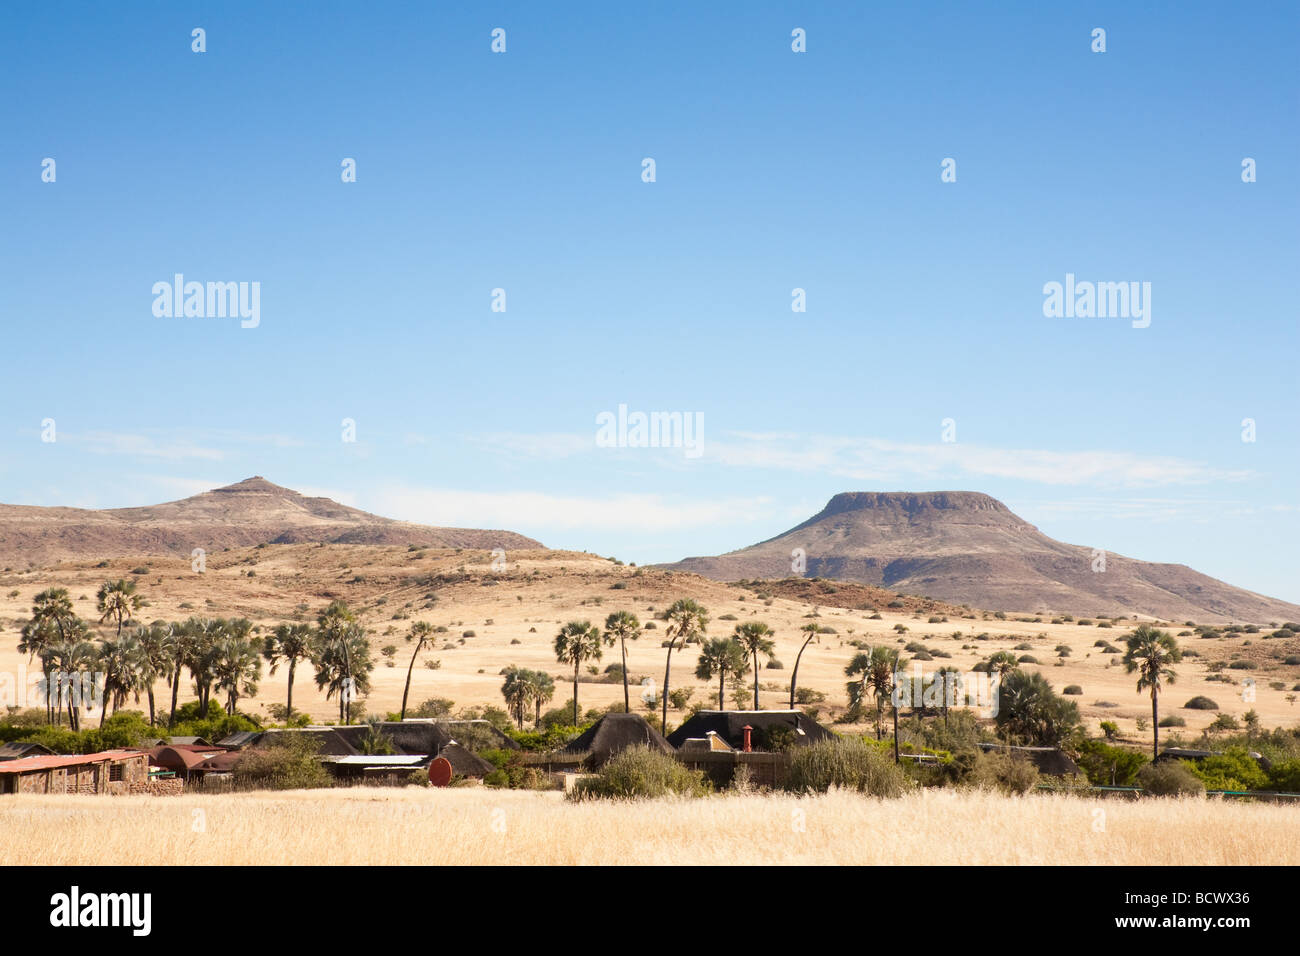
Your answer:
742,725 -> 753,753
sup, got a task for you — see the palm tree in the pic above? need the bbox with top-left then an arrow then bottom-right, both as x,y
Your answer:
184,617 -> 224,713
96,579 -> 143,637
400,621 -> 435,721
168,619 -> 199,727
97,631 -> 145,727
1123,624 -> 1182,758
934,665 -> 962,727
985,650 -> 1021,683
501,666 -> 532,729
313,621 -> 373,724
662,599 -> 708,732
695,637 -> 748,709
47,631 -> 96,731
134,621 -> 174,727
554,621 -> 603,725
18,617 -> 60,724
263,623 -> 313,723
603,611 -> 641,713
316,602 -> 359,723
213,634 -> 262,714
733,621 -> 775,710
528,669 -> 556,726
788,622 -> 821,709
846,646 -> 900,743
27,587 -> 80,722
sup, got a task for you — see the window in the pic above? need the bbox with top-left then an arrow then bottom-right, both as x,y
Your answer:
109,762 -> 123,782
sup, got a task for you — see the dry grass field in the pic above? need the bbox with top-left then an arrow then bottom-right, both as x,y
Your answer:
2,543 -> 1296,739
2,786 -> 1295,866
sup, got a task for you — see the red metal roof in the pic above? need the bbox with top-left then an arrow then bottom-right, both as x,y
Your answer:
0,749 -> 145,774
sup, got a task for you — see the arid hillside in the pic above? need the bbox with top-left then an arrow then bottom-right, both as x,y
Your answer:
2,543 -> 1296,741
659,491 -> 1300,623
0,477 -> 542,566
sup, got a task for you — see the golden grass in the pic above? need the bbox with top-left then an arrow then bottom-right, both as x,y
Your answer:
3,786 -> 1295,866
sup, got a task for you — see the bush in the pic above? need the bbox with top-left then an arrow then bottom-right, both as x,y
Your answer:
1076,739 -> 1147,786
569,747 -> 710,801
1187,748 -> 1268,792
1267,759 -> 1300,793
1063,685 -> 1082,695
1183,696 -> 1219,710
1158,715 -> 1186,728
784,738 -> 910,797
1138,762 -> 1205,797
233,736 -> 332,790
969,751 -> 1040,795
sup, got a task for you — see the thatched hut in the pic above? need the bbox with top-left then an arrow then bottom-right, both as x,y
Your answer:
562,713 -> 673,767
977,743 -> 1081,776
666,710 -> 835,752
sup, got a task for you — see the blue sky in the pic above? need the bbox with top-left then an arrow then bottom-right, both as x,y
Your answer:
2,2 -> 1298,601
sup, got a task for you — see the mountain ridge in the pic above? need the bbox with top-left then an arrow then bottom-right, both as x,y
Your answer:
659,490 -> 1300,623
0,477 -> 544,566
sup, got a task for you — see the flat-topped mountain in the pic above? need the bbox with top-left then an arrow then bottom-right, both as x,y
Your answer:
659,491 -> 1300,623
0,477 -> 543,566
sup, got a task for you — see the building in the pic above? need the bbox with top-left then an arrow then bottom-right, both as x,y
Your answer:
666,710 -> 836,751
977,743 -> 1082,777
0,750 -> 149,795
0,742 -> 56,762
562,713 -> 674,767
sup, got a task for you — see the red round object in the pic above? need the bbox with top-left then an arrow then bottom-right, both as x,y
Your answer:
428,756 -> 454,787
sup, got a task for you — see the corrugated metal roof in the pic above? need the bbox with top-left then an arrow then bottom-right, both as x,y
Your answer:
319,755 -> 429,767
0,749 -> 145,774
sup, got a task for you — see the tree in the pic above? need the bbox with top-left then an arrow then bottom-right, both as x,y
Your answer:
96,579 -> 143,638
1123,624 -> 1182,758
264,623 -> 313,723
985,651 -> 1021,682
603,611 -> 641,713
501,666 -> 532,729
789,623 -> 821,709
97,631 -> 144,727
214,634 -> 262,715
135,621 -> 174,727
314,603 -> 366,724
695,637 -> 749,709
313,620 -> 373,724
45,628 -> 96,731
528,670 -> 556,726
846,646 -> 899,742
554,621 -> 603,725
663,599 -> 708,732
733,621 -> 775,709
995,670 -> 1080,747
400,621 -> 435,721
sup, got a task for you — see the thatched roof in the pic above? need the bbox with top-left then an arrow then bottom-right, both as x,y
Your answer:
328,720 -> 515,756
215,731 -> 261,749
437,742 -> 496,777
251,728 -> 358,756
562,713 -> 673,766
977,743 -> 1081,776
0,742 -> 55,761
666,710 -> 836,751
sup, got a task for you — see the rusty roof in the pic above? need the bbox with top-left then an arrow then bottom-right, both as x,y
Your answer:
0,749 -> 145,774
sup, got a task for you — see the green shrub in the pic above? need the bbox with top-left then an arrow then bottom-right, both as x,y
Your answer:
1158,715 -> 1186,727
1076,739 -> 1147,786
784,738 -> 910,797
968,751 -> 1039,795
1266,759 -> 1300,793
232,736 -> 332,790
1139,762 -> 1205,796
1187,748 -> 1268,792
1183,696 -> 1219,710
570,747 -> 710,801
1063,685 -> 1082,695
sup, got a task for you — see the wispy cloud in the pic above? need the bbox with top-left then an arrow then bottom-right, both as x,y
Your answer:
367,485 -> 783,533
474,427 -> 1253,488
77,431 -> 225,461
